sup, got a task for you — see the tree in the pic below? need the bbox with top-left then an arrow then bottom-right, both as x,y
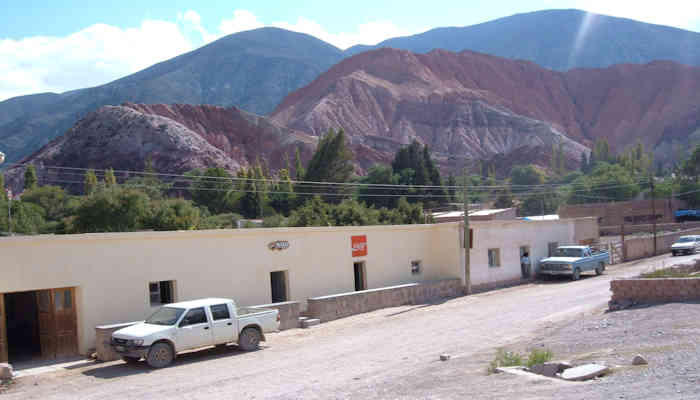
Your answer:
580,152 -> 590,173
357,165 -> 400,209
83,169 -> 99,195
6,202 -> 46,234
150,199 -> 202,231
0,173 -> 5,201
294,147 -> 305,181
104,168 -> 117,187
187,168 -> 234,214
21,185 -> 73,221
239,168 -> 260,219
493,188 -> 514,209
303,129 -> 354,201
288,196 -> 332,227
24,165 -> 38,190
269,168 -> 295,215
73,187 -> 152,232
510,165 -> 544,192
567,162 -> 640,204
447,174 -> 457,202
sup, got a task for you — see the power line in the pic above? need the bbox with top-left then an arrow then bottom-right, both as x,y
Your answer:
7,161 -> 654,192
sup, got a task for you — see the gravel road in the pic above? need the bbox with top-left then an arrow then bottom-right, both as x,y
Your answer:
6,252 -> 698,400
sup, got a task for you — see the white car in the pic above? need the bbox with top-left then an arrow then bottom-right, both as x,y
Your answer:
111,298 -> 279,368
671,235 -> 700,256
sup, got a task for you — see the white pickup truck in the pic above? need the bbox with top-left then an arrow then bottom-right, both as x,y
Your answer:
111,298 -> 279,368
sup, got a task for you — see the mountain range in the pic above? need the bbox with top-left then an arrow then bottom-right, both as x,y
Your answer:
2,8 -> 700,174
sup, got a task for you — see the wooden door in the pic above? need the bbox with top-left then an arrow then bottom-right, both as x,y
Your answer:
0,294 -> 7,363
36,290 -> 56,359
53,288 -> 78,357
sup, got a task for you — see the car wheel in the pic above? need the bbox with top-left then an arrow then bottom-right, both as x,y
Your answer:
146,342 -> 174,368
595,263 -> 604,276
238,327 -> 261,351
672,251 -> 677,257
122,356 -> 140,364
572,268 -> 581,281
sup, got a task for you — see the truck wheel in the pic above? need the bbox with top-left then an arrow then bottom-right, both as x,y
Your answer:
595,263 -> 605,276
122,356 -> 140,364
572,268 -> 581,281
238,327 -> 261,351
146,342 -> 174,368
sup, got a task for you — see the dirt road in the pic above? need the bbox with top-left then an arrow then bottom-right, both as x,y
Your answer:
7,253 -> 696,399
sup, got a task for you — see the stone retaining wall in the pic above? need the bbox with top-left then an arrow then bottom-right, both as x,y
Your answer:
472,277 -> 526,293
306,279 -> 462,322
610,278 -> 700,307
249,301 -> 301,331
95,321 -> 141,362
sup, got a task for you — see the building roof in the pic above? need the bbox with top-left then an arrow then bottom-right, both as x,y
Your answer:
432,209 -> 513,219
520,215 -> 560,221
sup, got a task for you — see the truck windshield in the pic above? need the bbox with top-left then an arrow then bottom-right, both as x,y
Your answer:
553,248 -> 583,257
677,237 -> 695,243
146,307 -> 185,326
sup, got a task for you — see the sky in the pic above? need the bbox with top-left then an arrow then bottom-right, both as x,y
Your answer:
1,0 -> 699,101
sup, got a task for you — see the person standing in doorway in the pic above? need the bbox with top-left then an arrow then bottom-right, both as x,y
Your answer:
521,252 -> 531,279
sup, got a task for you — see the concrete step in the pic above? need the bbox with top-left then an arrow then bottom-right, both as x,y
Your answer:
301,318 -> 320,328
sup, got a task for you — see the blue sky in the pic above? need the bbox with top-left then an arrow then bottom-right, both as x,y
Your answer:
1,0 -> 699,101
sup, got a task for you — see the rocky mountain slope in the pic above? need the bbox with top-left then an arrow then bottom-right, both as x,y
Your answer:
0,28 -> 342,164
272,48 -> 700,169
346,9 -> 700,71
3,104 -> 321,191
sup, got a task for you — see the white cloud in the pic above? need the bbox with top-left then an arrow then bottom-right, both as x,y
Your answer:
0,9 -> 421,101
573,1 -> 700,31
216,11 -> 417,50
0,20 -> 193,101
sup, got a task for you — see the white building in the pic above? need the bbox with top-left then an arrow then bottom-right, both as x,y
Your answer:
0,217 -> 597,363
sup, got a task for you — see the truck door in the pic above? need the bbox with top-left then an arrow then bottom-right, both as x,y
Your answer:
177,307 -> 213,351
209,303 -> 236,344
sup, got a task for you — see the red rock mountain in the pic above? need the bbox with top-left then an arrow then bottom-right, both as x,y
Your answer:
5,104 -> 319,191
272,48 -> 700,168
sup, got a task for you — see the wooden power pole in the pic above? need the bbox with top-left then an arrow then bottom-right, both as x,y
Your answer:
463,171 -> 471,294
651,176 -> 657,256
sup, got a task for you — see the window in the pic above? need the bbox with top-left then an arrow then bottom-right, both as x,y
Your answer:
149,281 -> 175,306
180,307 -> 207,326
270,271 -> 289,303
210,304 -> 231,320
548,242 -> 559,257
488,249 -> 501,268
411,261 -> 422,275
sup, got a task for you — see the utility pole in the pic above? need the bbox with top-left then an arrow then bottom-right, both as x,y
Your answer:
463,170 -> 471,295
651,176 -> 657,256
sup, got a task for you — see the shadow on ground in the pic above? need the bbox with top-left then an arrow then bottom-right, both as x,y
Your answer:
82,344 -> 258,379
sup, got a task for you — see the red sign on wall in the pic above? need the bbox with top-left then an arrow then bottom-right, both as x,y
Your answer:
351,235 -> 368,257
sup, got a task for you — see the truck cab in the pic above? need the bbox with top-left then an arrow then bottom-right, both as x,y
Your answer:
538,245 -> 610,281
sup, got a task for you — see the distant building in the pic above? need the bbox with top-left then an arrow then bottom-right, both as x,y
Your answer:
558,199 -> 685,227
432,208 -> 517,223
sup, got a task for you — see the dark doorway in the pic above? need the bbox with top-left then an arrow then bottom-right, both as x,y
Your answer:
353,262 -> 366,291
270,271 -> 289,303
5,291 -> 41,363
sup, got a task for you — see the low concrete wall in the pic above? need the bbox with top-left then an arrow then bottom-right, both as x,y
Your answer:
472,277 -> 526,293
610,278 -> 700,306
94,321 -> 141,362
249,301 -> 301,330
306,279 -> 462,322
601,221 -> 700,236
624,228 -> 700,260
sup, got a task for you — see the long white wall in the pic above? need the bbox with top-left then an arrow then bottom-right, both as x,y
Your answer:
0,223 -> 462,353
